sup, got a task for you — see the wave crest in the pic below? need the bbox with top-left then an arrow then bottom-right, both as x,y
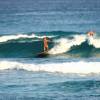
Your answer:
49,35 -> 100,55
0,34 -> 54,43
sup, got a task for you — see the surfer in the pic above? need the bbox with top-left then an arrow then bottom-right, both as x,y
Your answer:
43,36 -> 49,52
86,31 -> 95,44
87,31 -> 95,37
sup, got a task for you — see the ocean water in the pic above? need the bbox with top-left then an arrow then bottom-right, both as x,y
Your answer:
0,0 -> 100,100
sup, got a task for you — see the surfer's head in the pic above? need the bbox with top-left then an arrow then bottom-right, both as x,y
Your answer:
87,31 -> 95,36
44,36 -> 47,39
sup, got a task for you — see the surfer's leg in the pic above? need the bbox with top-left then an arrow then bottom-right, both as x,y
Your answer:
46,46 -> 49,51
44,47 -> 47,52
44,47 -> 46,52
44,46 -> 48,52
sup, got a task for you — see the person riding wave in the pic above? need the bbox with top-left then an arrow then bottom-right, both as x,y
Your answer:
87,31 -> 95,37
86,31 -> 95,44
43,36 -> 50,52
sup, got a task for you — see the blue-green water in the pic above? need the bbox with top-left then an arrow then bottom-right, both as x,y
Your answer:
0,0 -> 100,100
1,70 -> 100,100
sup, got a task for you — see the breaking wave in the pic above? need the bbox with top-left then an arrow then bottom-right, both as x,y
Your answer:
0,60 -> 100,74
0,33 -> 54,43
0,31 -> 100,58
49,35 -> 100,55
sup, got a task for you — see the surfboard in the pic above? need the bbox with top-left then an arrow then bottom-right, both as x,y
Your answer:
36,51 -> 49,58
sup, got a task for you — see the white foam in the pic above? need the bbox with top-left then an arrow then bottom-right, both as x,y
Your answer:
0,60 -> 100,74
0,34 -> 54,43
49,34 -> 100,55
0,34 -> 35,42
49,35 -> 86,54
88,36 -> 100,48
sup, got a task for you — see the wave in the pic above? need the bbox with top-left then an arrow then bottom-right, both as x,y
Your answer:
0,33 -> 54,43
49,35 -> 86,54
0,31 -> 80,43
0,32 -> 99,58
49,35 -> 100,55
0,34 -> 35,43
0,60 -> 100,74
